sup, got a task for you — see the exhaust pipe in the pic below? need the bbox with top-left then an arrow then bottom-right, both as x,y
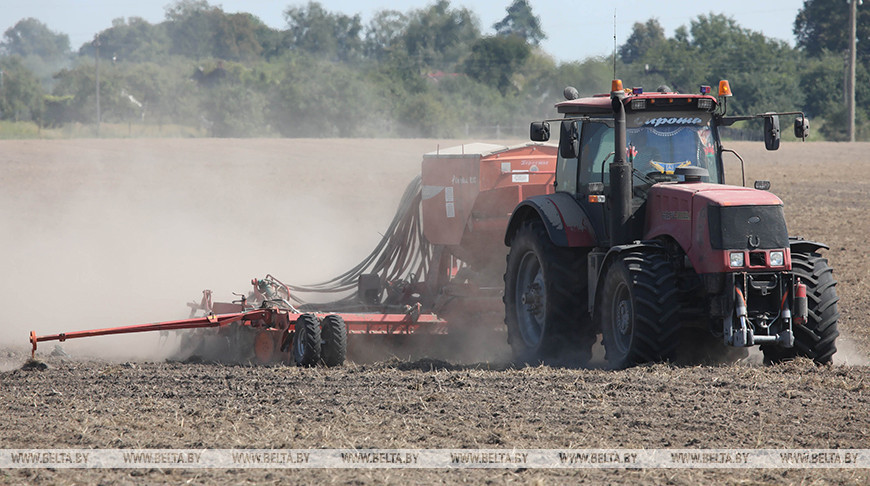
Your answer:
610,84 -> 632,246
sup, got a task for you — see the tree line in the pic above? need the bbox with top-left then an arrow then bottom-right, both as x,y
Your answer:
0,0 -> 866,140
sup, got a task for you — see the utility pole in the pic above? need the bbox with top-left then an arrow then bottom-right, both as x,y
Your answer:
848,0 -> 858,142
94,34 -> 101,137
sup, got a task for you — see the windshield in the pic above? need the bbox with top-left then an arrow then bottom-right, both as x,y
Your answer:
570,110 -> 720,195
626,112 -> 719,184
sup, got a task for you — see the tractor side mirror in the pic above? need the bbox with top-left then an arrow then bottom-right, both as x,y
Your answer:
794,116 -> 810,140
559,120 -> 580,159
764,115 -> 781,151
530,122 -> 550,142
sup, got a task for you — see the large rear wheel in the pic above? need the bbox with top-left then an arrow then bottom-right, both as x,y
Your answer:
503,219 -> 594,364
599,250 -> 680,369
762,251 -> 839,364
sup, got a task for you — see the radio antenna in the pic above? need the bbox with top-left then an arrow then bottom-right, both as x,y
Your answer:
613,9 -> 617,80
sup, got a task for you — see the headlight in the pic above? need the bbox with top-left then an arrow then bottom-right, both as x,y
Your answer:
770,251 -> 784,266
730,252 -> 745,268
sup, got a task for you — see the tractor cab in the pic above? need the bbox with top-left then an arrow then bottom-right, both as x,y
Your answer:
528,80 -> 807,248
532,82 -> 724,247
557,88 -> 722,188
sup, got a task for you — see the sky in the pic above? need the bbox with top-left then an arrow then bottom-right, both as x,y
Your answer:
0,0 -> 807,62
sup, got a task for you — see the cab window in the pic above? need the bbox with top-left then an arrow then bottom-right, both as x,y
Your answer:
579,121 -> 615,189
555,122 -> 581,194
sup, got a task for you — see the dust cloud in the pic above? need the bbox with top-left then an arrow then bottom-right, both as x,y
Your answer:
0,138 -> 513,363
833,336 -> 870,366
0,138 -> 459,363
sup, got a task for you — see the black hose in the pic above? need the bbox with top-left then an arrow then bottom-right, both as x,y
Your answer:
284,175 -> 432,310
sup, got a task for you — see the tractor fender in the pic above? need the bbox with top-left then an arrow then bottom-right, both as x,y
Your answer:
504,193 -> 597,247
789,238 -> 829,255
588,241 -> 665,316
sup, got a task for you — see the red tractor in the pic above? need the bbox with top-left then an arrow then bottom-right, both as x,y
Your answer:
504,80 -> 839,368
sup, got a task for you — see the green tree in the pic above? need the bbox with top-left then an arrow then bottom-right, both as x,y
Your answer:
401,0 -> 479,69
519,55 -> 613,116
42,94 -> 74,127
0,55 -> 44,122
429,74 -> 511,136
798,52 -> 844,119
794,0 -> 870,58
252,18 -> 286,60
461,35 -> 530,94
798,51 -> 870,140
267,54 -> 390,137
493,0 -> 545,46
1,18 -> 70,60
284,2 -> 363,62
50,64 -> 102,124
396,92 -> 456,137
793,0 -> 869,140
212,13 -> 266,61
632,24 -> 707,93
364,10 -> 408,61
151,59 -> 201,126
200,82 -> 268,137
366,49 -> 429,127
636,14 -> 802,115
619,19 -> 665,64
50,61 -> 149,125
164,0 -> 220,58
117,61 -> 193,125
78,17 -> 169,62
163,0 -> 267,61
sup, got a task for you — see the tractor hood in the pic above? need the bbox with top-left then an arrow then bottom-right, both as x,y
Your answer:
648,182 -> 784,208
645,182 -> 788,274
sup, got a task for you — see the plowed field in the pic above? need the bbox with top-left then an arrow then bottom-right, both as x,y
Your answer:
2,139 -> 869,485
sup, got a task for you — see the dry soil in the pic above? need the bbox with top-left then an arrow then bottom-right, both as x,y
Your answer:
1,139 -> 869,485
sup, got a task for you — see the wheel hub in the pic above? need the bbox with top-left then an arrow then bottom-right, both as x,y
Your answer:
604,282 -> 635,361
515,252 -> 546,346
521,282 -> 543,311
615,299 -> 631,336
